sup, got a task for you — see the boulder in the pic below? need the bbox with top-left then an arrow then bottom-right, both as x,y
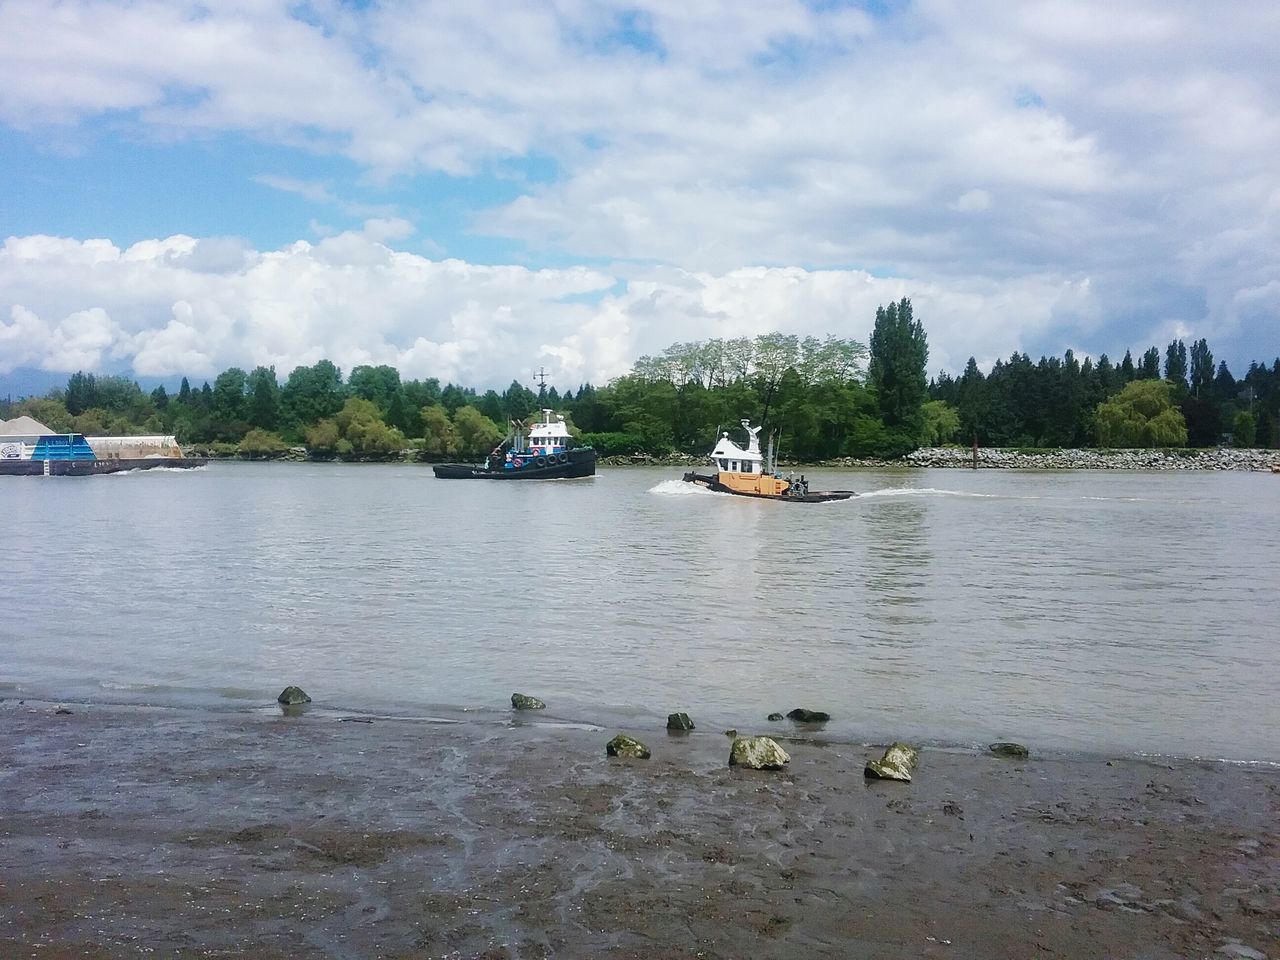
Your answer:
989,741 -> 1030,759
787,708 -> 830,723
865,742 -> 919,782
277,686 -> 311,705
729,736 -> 791,770
606,734 -> 651,759
510,693 -> 546,710
666,712 -> 695,731
767,712 -> 784,722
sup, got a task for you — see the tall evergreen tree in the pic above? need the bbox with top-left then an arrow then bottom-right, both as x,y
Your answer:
867,297 -> 929,451
64,371 -> 98,415
1096,354 -> 1117,394
1164,339 -> 1188,388
1188,338 -> 1214,397
1139,347 -> 1161,379
1213,361 -> 1237,400
1120,350 -> 1136,381
246,366 -> 281,431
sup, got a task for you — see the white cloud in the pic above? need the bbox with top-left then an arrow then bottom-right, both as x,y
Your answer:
1,231 -> 1108,386
0,1 -> 1277,371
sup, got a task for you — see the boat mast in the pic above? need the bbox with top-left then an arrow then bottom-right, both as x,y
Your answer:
533,366 -> 551,426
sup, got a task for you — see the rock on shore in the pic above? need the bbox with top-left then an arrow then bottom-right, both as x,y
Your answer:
729,736 -> 790,770
886,447 -> 1280,471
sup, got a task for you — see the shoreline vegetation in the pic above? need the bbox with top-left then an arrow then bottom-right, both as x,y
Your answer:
186,443 -> 1280,471
3,696 -> 1277,958
3,300 -> 1278,467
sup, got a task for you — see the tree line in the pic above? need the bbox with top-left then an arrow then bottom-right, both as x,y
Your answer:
2,299 -> 1277,459
929,339 -> 1280,449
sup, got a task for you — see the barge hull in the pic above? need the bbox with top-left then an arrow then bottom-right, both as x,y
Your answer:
0,458 -> 208,477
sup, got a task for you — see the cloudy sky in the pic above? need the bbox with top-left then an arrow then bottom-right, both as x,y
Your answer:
1,0 -> 1277,392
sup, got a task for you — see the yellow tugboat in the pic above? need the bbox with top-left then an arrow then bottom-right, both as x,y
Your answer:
682,421 -> 855,502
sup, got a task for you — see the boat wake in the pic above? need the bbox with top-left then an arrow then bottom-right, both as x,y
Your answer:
852,487 -> 1154,504
107,464 -> 210,475
648,479 -> 727,496
854,486 -> 1001,500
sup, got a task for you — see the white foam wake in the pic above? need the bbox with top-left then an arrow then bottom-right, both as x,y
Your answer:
854,486 -> 1001,500
648,478 -> 726,496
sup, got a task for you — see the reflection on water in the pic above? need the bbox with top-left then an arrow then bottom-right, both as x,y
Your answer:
3,463 -> 1279,762
861,495 -> 932,632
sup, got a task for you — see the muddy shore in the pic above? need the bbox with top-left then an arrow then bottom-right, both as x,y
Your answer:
2,701 -> 1277,959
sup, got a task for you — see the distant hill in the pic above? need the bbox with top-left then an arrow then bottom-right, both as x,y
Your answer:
0,367 -> 187,400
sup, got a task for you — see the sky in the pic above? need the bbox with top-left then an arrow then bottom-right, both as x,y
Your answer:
1,0 -> 1278,394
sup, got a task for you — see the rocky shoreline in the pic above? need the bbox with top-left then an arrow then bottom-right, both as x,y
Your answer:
3,697 -> 1277,959
604,447 -> 1280,471
894,446 -> 1279,471
184,445 -> 1280,471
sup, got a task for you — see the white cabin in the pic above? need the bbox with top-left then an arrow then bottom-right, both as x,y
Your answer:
526,409 -> 572,456
710,420 -> 764,474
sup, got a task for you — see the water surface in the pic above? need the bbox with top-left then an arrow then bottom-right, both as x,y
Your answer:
4,462 -> 1277,761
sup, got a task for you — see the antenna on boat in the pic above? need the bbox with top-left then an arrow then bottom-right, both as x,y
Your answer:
533,366 -> 549,404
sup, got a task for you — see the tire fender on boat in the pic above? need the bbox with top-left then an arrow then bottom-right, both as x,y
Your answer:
557,453 -> 569,464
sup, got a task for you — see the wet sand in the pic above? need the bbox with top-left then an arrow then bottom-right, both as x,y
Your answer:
2,701 -> 1277,959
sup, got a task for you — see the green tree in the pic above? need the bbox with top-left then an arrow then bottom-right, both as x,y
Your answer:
306,398 -> 405,458
333,398 -> 405,457
70,409 -> 111,435
64,371 -> 98,415
1189,338 -> 1214,397
304,418 -> 342,457
12,397 -> 73,432
920,400 -> 961,446
281,360 -> 345,434
1138,347 -> 1161,380
1094,380 -> 1188,447
1232,410 -> 1256,448
246,366 -> 281,431
420,404 -> 459,456
1120,350 -> 1136,381
348,364 -> 401,414
211,368 -> 248,423
500,380 -> 537,421
452,405 -> 504,456
238,429 -> 288,459
1213,361 -> 1237,399
868,297 -> 929,453
1164,340 -> 1188,389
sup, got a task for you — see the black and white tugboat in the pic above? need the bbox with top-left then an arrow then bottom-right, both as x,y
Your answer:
432,408 -> 596,480
682,420 -> 854,502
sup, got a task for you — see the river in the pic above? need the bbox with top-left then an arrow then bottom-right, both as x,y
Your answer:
4,462 -> 1277,763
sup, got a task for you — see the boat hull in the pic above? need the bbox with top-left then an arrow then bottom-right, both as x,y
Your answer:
0,457 -> 208,477
433,449 -> 596,480
682,471 -> 854,502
